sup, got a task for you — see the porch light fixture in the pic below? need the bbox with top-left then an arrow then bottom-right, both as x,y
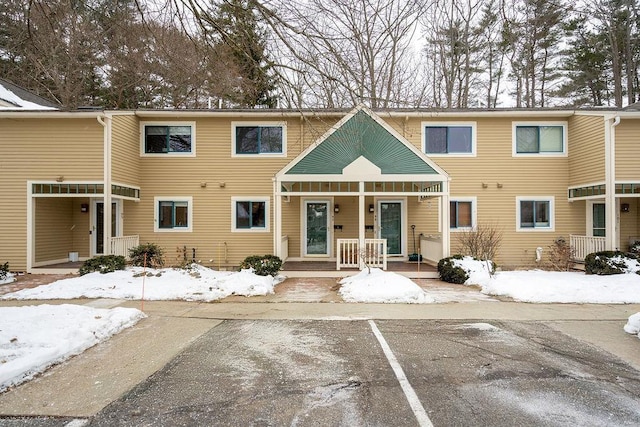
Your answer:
219,182 -> 226,188
369,204 -> 374,213
497,183 -> 503,188
621,203 -> 630,212
200,182 -> 207,188
482,183 -> 488,188
334,204 -> 340,213
56,176 -> 64,182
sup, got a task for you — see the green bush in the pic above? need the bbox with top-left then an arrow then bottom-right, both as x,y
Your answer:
630,241 -> 640,256
584,251 -> 637,275
437,255 -> 469,284
79,255 -> 126,276
0,262 -> 9,280
239,254 -> 282,277
129,243 -> 165,268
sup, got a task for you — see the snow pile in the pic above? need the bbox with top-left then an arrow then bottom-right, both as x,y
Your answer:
452,256 -> 494,284
0,304 -> 145,392
624,313 -> 640,339
339,268 -> 434,303
0,272 -> 16,286
0,85 -> 56,110
601,255 -> 640,273
1,264 -> 281,302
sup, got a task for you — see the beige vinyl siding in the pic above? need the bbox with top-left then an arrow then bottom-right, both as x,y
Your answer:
111,115 -> 140,186
568,115 -> 605,186
72,198 -> 91,258
615,119 -> 640,180
0,118 -> 103,271
400,116 -> 582,268
34,198 -> 74,264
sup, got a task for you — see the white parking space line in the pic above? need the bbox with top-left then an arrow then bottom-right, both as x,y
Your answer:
369,320 -> 434,427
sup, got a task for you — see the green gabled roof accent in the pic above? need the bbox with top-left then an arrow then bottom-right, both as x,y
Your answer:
286,110 -> 437,175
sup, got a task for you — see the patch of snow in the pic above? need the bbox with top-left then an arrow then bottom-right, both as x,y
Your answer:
338,268 -> 434,303
0,272 -> 16,285
624,312 -> 640,339
0,85 -> 56,110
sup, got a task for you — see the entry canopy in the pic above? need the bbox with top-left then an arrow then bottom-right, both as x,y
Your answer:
277,105 -> 449,188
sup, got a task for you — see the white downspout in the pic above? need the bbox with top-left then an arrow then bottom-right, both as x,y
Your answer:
97,114 -> 113,255
605,116 -> 621,250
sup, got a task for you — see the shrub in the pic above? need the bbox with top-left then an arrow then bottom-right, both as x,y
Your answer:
630,241 -> 640,256
437,255 -> 469,284
456,223 -> 503,261
0,262 -> 9,280
79,255 -> 126,276
239,255 -> 282,277
129,243 -> 165,268
584,251 -> 637,275
547,237 -> 575,271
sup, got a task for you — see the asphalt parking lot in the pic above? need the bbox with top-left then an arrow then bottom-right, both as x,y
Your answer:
45,318 -> 640,427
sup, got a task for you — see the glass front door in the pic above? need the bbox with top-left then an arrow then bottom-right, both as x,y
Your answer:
305,201 -> 329,256
378,201 -> 403,255
95,201 -> 117,255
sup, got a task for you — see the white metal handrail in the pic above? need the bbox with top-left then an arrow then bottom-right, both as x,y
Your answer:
570,234 -> 605,261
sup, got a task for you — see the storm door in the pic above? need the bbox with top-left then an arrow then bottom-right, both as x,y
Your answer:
378,201 -> 403,255
304,201 -> 330,256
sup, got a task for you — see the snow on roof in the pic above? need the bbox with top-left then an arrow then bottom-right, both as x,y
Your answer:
0,78 -> 58,110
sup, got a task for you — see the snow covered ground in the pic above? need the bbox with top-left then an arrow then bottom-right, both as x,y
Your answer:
0,272 -> 15,286
1,262 -> 639,393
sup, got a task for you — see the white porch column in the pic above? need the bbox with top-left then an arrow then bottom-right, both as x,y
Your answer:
441,181 -> 450,258
605,116 -> 620,250
98,115 -> 113,255
273,178 -> 282,258
358,181 -> 366,269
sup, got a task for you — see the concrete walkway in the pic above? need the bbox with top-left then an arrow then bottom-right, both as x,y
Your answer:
0,276 -> 638,419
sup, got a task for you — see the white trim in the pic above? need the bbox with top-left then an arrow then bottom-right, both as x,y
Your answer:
512,121 -> 568,157
516,196 -> 555,232
153,196 -> 193,232
26,182 -> 33,272
231,196 -> 270,232
301,199 -> 333,257
231,121 -> 287,157
449,197 -> 477,232
421,121 -> 477,157
140,121 -> 196,157
376,198 -> 407,257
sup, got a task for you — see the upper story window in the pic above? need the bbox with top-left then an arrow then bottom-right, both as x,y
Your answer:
154,197 -> 192,232
232,122 -> 286,156
450,198 -> 476,230
141,122 -> 195,156
513,122 -> 567,156
516,196 -> 554,231
423,122 -> 476,156
232,197 -> 269,232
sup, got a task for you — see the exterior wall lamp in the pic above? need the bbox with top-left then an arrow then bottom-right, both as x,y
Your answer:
334,204 -> 340,213
369,204 -> 375,213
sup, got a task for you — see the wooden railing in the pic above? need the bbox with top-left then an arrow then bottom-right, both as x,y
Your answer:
110,235 -> 139,259
570,234 -> 605,261
337,238 -> 387,270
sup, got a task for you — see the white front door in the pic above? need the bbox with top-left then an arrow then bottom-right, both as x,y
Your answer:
377,200 -> 405,256
92,199 -> 120,256
304,200 -> 331,257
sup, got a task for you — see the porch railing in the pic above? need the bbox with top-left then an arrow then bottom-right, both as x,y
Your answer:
337,238 -> 387,270
570,235 -> 605,261
110,235 -> 139,259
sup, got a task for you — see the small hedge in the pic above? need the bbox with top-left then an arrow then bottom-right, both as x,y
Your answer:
0,262 -> 9,281
437,255 -> 469,284
584,251 -> 638,275
129,243 -> 165,268
79,255 -> 126,276
239,255 -> 282,277
630,241 -> 640,256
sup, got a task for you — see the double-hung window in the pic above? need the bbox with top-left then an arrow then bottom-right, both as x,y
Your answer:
232,197 -> 269,231
513,123 -> 566,155
423,123 -> 475,155
450,198 -> 476,230
154,197 -> 192,232
517,197 -> 554,231
233,122 -> 286,156
142,123 -> 195,156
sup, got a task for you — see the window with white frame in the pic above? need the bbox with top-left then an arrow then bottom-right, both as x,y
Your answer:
142,123 -> 195,155
233,122 -> 286,155
513,123 -> 566,155
154,197 -> 192,232
516,196 -> 554,231
423,123 -> 475,155
450,198 -> 476,230
232,197 -> 269,231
